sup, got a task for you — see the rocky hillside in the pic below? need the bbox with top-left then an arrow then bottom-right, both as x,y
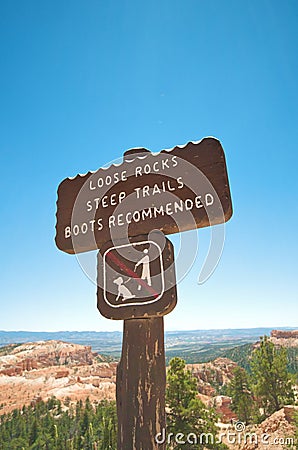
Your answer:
187,357 -> 238,396
187,357 -> 239,422
0,341 -> 238,421
0,341 -> 117,415
223,330 -> 298,373
240,406 -> 297,450
270,329 -> 298,347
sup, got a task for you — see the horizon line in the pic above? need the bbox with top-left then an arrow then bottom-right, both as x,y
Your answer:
0,326 -> 297,334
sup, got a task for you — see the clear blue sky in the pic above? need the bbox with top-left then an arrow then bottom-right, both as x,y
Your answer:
0,1 -> 297,331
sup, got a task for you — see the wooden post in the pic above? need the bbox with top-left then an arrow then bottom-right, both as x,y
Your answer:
116,317 -> 166,450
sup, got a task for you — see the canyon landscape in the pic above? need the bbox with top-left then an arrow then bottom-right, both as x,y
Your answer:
0,329 -> 297,449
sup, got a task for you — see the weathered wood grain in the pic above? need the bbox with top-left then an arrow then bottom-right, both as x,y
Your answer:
116,317 -> 166,450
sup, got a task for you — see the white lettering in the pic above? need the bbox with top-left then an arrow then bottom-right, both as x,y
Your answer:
73,225 -> 80,236
142,208 -> 152,220
161,159 -> 169,170
205,193 -> 214,206
175,433 -> 185,445
227,432 -> 236,444
153,205 -> 164,217
167,433 -> 174,444
144,164 -> 151,174
97,178 -> 104,188
110,193 -> 116,206
64,220 -> 103,237
102,195 -> 108,208
81,223 -> 88,234
172,155 -> 178,167
134,187 -> 141,199
261,433 -> 270,444
167,180 -> 175,191
165,203 -> 173,215
187,433 -> 198,445
174,200 -> 183,212
153,161 -> 159,172
247,433 -> 258,444
119,191 -> 126,203
185,199 -> 193,210
133,211 -> 141,222
105,175 -> 112,185
88,191 -> 126,210
152,184 -> 161,195
135,166 -> 142,177
143,185 -> 150,196
177,176 -> 184,188
155,428 -> 166,445
195,196 -> 203,209
108,216 -> 115,228
200,433 -> 213,445
117,214 -> 124,226
89,171 -> 128,191
65,226 -> 71,239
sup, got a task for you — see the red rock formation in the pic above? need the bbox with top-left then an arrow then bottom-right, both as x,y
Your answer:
269,330 -> 298,348
240,407 -> 297,450
0,367 -> 23,376
55,370 -> 69,379
214,395 -> 237,422
0,340 -> 117,415
198,383 -> 216,396
187,357 -> 238,396
30,395 -> 42,407
271,330 -> 298,339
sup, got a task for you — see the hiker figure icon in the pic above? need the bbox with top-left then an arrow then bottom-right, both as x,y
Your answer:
113,277 -> 135,302
134,248 -> 151,291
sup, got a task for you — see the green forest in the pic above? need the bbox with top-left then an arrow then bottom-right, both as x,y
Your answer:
223,343 -> 298,375
0,398 -> 117,450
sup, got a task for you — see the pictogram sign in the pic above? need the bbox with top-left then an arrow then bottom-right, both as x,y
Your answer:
97,232 -> 176,320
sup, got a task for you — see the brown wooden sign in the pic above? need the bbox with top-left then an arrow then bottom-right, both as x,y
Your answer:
55,136 -> 233,449
55,138 -> 233,254
97,232 -> 177,320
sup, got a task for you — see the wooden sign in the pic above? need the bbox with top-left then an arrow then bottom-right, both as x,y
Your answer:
55,136 -> 233,450
97,232 -> 177,320
55,138 -> 233,254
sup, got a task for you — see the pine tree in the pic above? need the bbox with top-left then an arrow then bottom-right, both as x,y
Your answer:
29,418 -> 39,446
227,366 -> 257,424
166,357 -> 225,450
250,335 -> 295,417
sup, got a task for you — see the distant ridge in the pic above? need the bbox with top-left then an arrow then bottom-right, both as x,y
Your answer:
222,328 -> 298,373
1,328 -> 297,362
1,327 -> 296,338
